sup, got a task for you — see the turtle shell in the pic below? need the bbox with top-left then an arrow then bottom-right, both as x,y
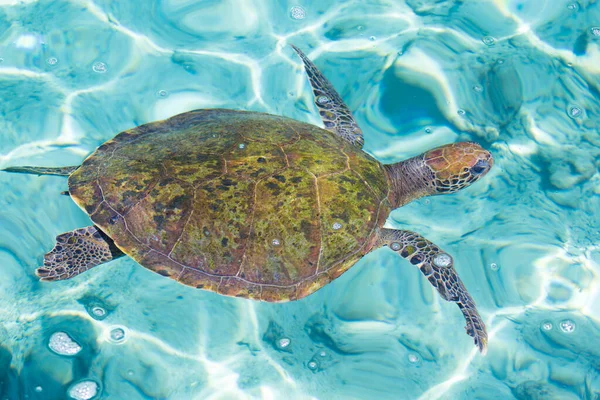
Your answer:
68,109 -> 390,301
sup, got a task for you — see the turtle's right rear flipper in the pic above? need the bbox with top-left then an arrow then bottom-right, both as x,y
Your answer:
36,226 -> 124,281
2,165 -> 79,176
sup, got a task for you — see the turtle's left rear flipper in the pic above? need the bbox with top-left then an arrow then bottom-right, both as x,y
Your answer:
37,226 -> 124,281
2,165 -> 78,176
376,228 -> 488,354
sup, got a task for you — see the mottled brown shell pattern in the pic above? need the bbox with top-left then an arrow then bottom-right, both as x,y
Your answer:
68,109 -> 389,301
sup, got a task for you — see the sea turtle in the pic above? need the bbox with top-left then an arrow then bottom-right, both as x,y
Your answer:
3,46 -> 492,353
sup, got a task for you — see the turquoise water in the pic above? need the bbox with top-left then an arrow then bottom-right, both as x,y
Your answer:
1,0 -> 599,399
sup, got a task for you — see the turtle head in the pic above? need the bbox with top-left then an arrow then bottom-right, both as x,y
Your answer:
385,141 -> 493,207
423,142 -> 493,195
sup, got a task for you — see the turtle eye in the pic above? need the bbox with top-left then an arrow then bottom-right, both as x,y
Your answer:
471,159 -> 489,175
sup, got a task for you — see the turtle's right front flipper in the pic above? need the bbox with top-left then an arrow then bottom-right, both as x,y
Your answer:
376,228 -> 488,354
37,226 -> 124,281
2,165 -> 79,176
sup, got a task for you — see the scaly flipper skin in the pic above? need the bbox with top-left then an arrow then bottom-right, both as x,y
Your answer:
376,228 -> 488,354
291,45 -> 364,148
2,165 -> 79,176
36,226 -> 124,281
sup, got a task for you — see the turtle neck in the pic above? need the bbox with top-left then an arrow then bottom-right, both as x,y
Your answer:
383,155 -> 434,208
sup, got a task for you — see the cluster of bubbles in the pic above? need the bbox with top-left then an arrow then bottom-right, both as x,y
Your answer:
306,350 -> 328,371
433,253 -> 452,268
272,239 -> 281,246
92,61 -> 107,73
48,332 -> 82,356
68,380 -> 99,400
316,95 -> 330,105
559,319 -> 576,333
289,6 -> 306,20
540,319 -> 576,333
238,143 -> 246,149
567,2 -> 578,10
332,222 -> 342,230
592,27 -> 600,36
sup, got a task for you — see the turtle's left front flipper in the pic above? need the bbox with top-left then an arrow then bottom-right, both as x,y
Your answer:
291,45 -> 364,148
36,226 -> 124,281
376,228 -> 488,354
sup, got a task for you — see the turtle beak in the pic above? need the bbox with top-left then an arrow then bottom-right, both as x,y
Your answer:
471,152 -> 493,177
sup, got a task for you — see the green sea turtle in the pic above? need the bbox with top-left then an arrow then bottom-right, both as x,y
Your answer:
3,46 -> 492,353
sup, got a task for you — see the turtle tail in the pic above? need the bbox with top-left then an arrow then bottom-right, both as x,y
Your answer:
2,165 -> 79,177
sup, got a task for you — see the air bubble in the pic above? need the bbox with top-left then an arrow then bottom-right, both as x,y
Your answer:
316,95 -> 330,104
68,380 -> 99,400
277,337 -> 291,349
290,6 -> 306,20
48,332 -> 82,356
369,36 -> 376,41
424,199 -> 430,205
307,360 -> 318,370
92,61 -> 107,73
568,106 -> 582,119
390,242 -> 401,251
272,239 -> 281,246
457,109 -> 466,116
156,90 -> 169,98
357,25 -> 364,31
490,263 -> 499,271
433,253 -> 452,268
238,143 -> 245,149
559,319 -> 575,333
473,85 -> 483,92
567,2 -> 578,10
35,386 -> 43,393
319,351 -> 326,357
46,57 -> 58,65
408,353 -> 419,363
332,222 -> 342,230
591,27 -> 600,36
482,36 -> 496,46
424,127 -> 432,133
542,321 -> 553,331
108,326 -> 127,343
497,59 -> 504,64
91,306 -> 106,318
